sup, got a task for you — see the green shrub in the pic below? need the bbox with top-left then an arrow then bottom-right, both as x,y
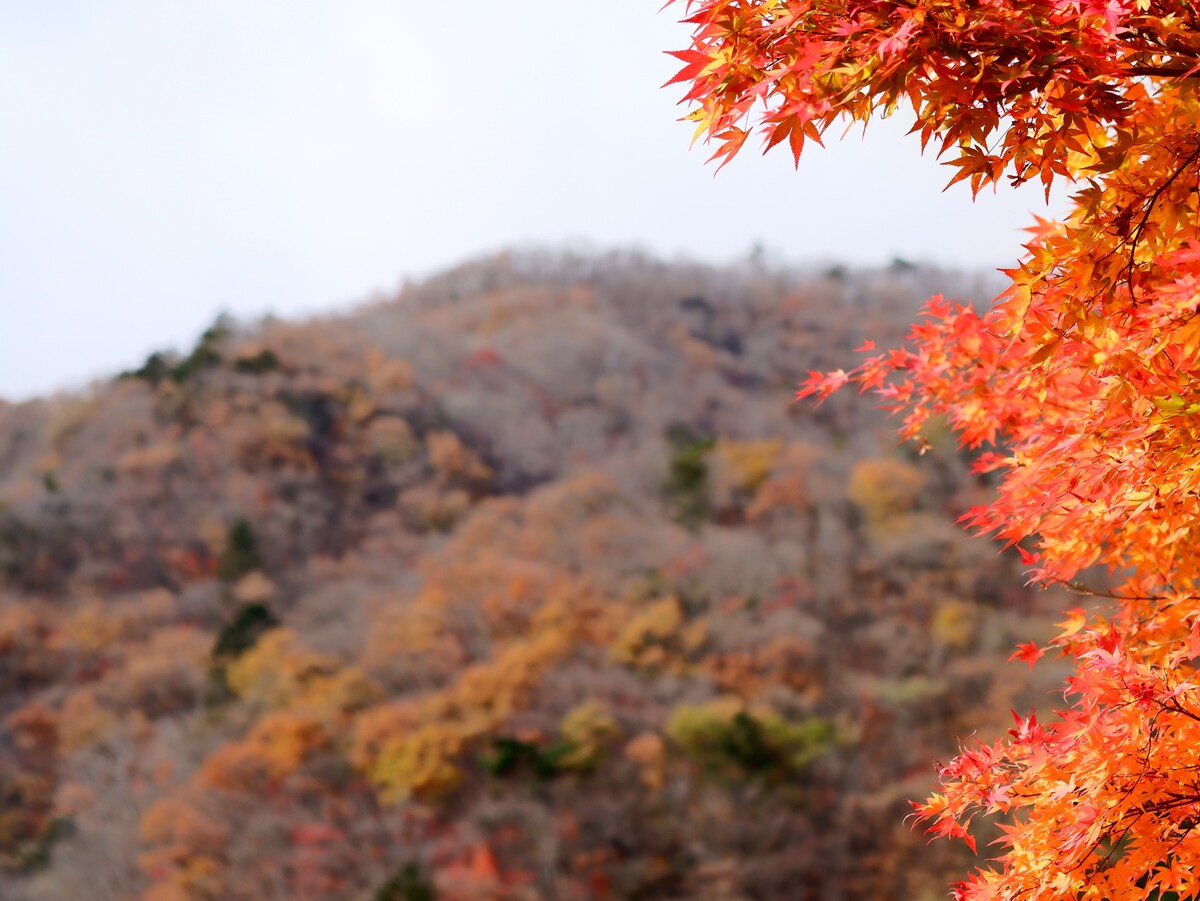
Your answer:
374,863 -> 436,901
207,601 -> 281,704
211,602 -> 280,662
481,736 -> 574,780
9,817 -> 75,874
121,351 -> 172,385
666,698 -> 837,779
233,349 -> 281,375
171,316 -> 232,383
217,517 -> 262,583
663,426 -> 716,527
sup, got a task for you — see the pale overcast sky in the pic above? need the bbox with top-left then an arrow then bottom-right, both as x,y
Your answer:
0,1 -> 1065,400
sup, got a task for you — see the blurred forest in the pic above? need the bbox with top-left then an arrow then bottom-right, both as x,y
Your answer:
0,250 -> 1068,900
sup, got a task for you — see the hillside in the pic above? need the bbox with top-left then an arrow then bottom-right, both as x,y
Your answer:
0,251 -> 1064,900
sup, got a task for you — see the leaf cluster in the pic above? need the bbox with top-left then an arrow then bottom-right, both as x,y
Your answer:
668,0 -> 1200,896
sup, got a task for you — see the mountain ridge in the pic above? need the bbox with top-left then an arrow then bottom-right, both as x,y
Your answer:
0,250 -> 1056,901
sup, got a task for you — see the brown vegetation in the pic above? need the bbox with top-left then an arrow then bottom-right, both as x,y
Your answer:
0,251 -> 1058,900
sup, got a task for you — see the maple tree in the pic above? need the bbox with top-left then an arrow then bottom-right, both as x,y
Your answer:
667,0 -> 1200,897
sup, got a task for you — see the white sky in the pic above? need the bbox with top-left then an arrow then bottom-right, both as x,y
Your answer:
0,1 -> 1066,401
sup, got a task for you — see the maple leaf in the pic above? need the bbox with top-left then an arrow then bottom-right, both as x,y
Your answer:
1009,642 -> 1048,669
797,368 -> 851,403
665,0 -> 1200,894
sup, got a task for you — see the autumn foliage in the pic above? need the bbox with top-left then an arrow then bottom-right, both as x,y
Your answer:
669,0 -> 1200,896
0,250 -> 1056,899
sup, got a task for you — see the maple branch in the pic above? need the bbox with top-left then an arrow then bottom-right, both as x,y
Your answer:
1124,63 -> 1200,78
1082,705 -> 1174,877
1160,698 -> 1200,724
1061,579 -> 1168,603
1125,139 -> 1200,298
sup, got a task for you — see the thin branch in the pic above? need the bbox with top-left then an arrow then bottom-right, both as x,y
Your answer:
1060,579 -> 1175,603
1125,64 -> 1200,78
1125,140 -> 1200,299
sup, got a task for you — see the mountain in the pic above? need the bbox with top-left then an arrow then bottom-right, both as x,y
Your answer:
0,250 -> 1063,900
